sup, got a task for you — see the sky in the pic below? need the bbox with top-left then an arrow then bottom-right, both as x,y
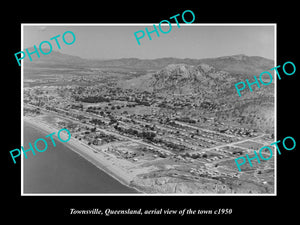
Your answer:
23,24 -> 275,60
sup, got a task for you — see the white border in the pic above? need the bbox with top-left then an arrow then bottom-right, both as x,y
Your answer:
21,24 -> 24,195
21,23 -> 277,196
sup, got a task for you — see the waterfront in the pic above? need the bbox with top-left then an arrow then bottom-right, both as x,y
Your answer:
23,121 -> 138,194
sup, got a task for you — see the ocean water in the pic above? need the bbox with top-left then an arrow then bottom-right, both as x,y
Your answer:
23,122 -> 138,194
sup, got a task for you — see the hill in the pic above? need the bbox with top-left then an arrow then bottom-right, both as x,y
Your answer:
23,48 -> 88,68
200,54 -> 274,78
132,63 -> 236,96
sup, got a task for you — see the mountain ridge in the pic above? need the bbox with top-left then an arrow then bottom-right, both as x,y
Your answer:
23,48 -> 274,75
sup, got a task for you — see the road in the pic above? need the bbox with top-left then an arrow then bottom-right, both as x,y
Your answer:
201,134 -> 266,152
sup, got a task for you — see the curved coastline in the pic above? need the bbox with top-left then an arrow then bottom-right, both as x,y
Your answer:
24,117 -> 142,194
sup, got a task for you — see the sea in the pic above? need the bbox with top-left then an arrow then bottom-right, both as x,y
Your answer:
23,122 -> 138,194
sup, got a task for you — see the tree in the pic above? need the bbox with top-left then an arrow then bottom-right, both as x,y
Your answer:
109,117 -> 118,125
141,131 -> 156,141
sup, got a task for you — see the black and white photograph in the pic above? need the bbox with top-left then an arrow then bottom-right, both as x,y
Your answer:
22,24 -> 276,195
4,4 -> 298,221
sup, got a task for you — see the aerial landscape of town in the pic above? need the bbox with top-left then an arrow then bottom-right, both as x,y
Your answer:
23,50 -> 275,194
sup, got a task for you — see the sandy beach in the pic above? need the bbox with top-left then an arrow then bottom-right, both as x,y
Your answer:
23,116 -> 143,193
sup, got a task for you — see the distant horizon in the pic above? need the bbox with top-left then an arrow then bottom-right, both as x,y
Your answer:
23,25 -> 275,61
32,47 -> 275,61
87,53 -> 274,61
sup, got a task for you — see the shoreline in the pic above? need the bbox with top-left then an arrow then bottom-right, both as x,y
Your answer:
23,116 -> 143,194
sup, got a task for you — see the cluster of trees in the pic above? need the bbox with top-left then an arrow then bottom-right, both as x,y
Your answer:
90,118 -> 106,126
74,95 -> 110,103
114,125 -> 156,141
24,107 -> 40,115
87,107 -> 101,114
175,117 -> 196,124
70,104 -> 83,110
86,105 -> 126,116
45,105 -> 61,113
28,99 -> 45,107
161,141 -> 187,152
134,98 -> 151,106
